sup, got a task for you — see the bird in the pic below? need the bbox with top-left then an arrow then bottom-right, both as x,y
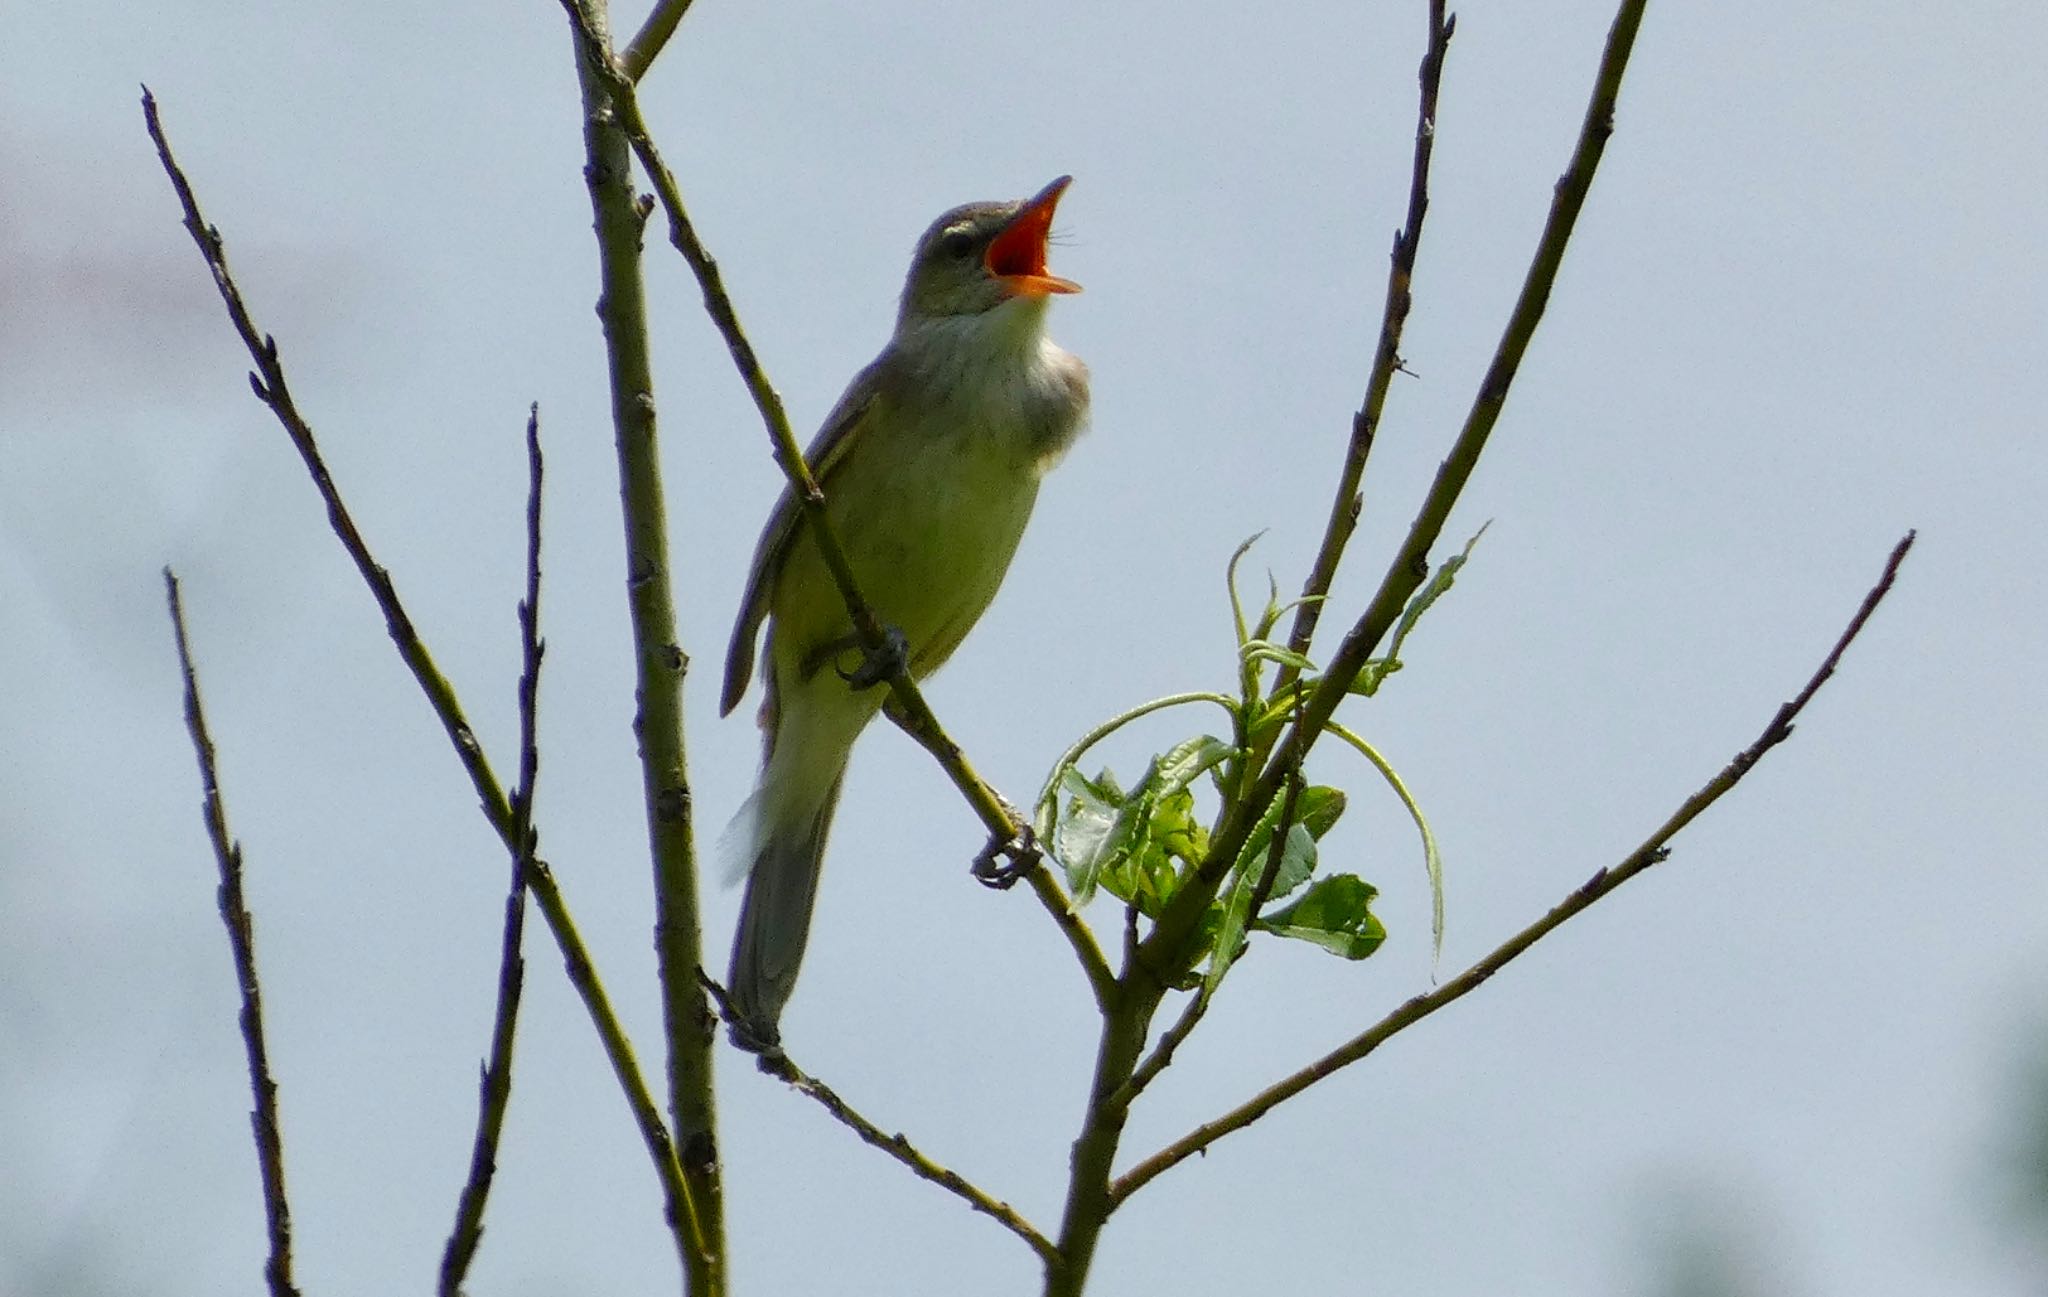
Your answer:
719,176 -> 1090,1053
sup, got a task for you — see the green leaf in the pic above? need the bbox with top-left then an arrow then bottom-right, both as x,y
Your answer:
1032,692 -> 1242,845
1256,874 -> 1386,959
1200,782 -> 1347,1000
1349,522 -> 1488,697
1323,720 -> 1444,962
1057,737 -> 1236,909
1275,786 -> 1346,900
1051,767 -> 1133,903
1153,735 -> 1237,796
1254,571 -> 1284,642
1241,640 -> 1318,673
1350,657 -> 1403,696
1225,532 -> 1268,652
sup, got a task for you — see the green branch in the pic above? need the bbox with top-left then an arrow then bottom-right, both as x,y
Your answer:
553,1 -> 726,1285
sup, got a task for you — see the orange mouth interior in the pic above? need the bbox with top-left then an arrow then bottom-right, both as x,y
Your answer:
986,176 -> 1081,296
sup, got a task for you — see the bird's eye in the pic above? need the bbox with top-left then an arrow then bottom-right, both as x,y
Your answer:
937,227 -> 977,259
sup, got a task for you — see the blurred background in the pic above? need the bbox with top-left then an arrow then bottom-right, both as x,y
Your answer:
4,0 -> 2046,1293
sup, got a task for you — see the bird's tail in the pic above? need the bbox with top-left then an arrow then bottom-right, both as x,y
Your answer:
726,767 -> 847,1053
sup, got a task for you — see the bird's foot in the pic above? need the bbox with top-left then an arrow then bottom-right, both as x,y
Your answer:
726,1015 -> 783,1057
842,624 -> 910,691
701,967 -> 787,1061
972,821 -> 1042,890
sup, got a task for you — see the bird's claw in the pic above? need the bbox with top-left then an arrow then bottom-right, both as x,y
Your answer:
842,625 -> 910,691
971,823 -> 1041,890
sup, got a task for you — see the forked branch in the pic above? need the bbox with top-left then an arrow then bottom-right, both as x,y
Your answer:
1143,0 -> 1654,976
1110,531 -> 1917,1206
141,88 -> 705,1269
439,407 -> 547,1296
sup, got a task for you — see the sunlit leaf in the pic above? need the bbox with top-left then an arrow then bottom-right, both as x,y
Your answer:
1349,523 -> 1487,697
1226,532 -> 1267,652
1059,737 -> 1236,909
1256,873 -> 1386,959
1324,720 -> 1443,961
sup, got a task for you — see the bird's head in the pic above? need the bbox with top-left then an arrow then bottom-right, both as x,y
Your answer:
896,175 -> 1081,325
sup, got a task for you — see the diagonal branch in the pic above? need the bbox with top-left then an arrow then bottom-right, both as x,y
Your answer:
439,406 -> 546,1297
1278,0 -> 1456,684
1109,532 -> 1916,1206
554,2 -> 1115,1000
759,1043 -> 1059,1265
141,88 -> 706,1268
1145,0 -> 1654,977
620,0 -> 696,81
164,569 -> 302,1297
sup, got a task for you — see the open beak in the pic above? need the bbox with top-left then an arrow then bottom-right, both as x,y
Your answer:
985,175 -> 1081,297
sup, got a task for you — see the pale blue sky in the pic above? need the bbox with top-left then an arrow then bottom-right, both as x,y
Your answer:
4,1 -> 2046,1294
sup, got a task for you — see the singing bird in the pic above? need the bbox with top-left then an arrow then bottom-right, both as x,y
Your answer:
721,176 -> 1090,1051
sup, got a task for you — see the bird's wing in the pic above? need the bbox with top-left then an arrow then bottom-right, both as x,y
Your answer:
720,355 -> 891,717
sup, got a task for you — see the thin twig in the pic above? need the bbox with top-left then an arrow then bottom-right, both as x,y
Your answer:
1112,992 -> 1206,1115
1109,532 -> 1916,1206
620,0 -> 696,81
1278,0 -> 1456,685
164,570 -> 302,1297
1024,863 -> 1116,1008
141,88 -> 706,1267
554,4 -> 1113,996
763,1050 -> 1060,1268
1143,0 -> 1654,977
439,406 -> 546,1297
552,6 -> 726,1279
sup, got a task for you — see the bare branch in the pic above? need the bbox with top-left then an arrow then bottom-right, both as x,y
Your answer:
1109,532 -> 1917,1206
549,5 -> 727,1275
553,4 -> 1115,998
164,569 -> 302,1297
140,88 -> 707,1268
1279,0 -> 1456,681
768,1053 -> 1059,1267
440,406 -> 546,1296
620,0 -> 696,81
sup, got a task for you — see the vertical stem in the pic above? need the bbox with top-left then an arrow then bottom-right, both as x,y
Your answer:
1043,981 -> 1165,1297
566,4 -> 725,1288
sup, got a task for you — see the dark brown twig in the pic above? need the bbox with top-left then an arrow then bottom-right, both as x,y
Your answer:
1109,532 -> 1917,1206
439,406 -> 546,1296
164,570 -> 302,1297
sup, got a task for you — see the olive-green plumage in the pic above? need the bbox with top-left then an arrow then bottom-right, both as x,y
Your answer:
722,178 -> 1090,1050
